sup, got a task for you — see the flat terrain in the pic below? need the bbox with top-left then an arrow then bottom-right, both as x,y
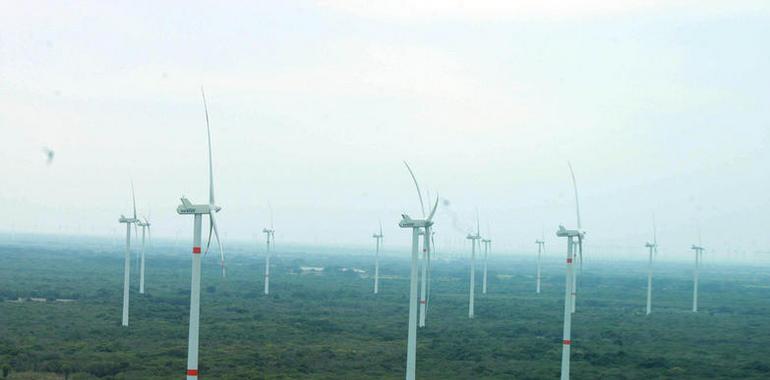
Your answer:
1,238 -> 770,379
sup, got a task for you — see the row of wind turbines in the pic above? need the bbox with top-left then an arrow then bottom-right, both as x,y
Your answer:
112,90 -> 709,380
389,163 -> 707,380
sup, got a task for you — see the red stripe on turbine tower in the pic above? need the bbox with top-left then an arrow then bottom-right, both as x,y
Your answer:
566,258 -> 572,263
192,247 -> 201,254
563,340 -> 571,345
187,369 -> 199,375
419,300 -> 426,304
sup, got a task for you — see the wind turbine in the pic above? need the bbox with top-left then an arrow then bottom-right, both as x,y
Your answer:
137,216 -> 152,294
404,168 -> 433,329
263,206 -> 275,295
466,215 -> 482,319
117,182 -> 139,327
176,88 -> 225,380
535,238 -> 545,294
481,237 -> 491,294
399,161 -> 439,380
556,162 -> 585,380
372,221 -> 383,294
568,162 -> 581,314
691,244 -> 705,312
644,215 -> 657,315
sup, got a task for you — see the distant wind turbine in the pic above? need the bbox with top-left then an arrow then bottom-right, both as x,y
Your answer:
176,88 -> 225,380
372,221 -> 383,294
481,237 -> 491,294
137,215 -> 152,294
556,162 -> 586,380
399,161 -> 439,380
263,224 -> 275,295
466,214 -> 482,319
535,238 -> 545,294
644,214 -> 657,315
691,244 -> 705,312
117,182 -> 139,327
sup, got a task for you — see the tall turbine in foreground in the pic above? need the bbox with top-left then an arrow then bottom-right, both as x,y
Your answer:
535,239 -> 545,294
466,217 -> 482,319
404,166 -> 433,329
644,216 -> 657,315
481,238 -> 491,294
691,244 -> 704,312
176,89 -> 225,380
263,216 -> 275,295
399,161 -> 439,380
373,222 -> 383,294
117,183 -> 139,327
556,163 -> 585,380
137,216 -> 152,294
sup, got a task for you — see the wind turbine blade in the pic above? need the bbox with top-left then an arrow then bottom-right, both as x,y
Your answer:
379,219 -> 383,236
403,161 -> 425,217
568,162 -> 581,229
131,181 -> 137,220
269,202 -> 274,229
476,208 -> 480,236
209,212 -> 225,277
201,87 -> 215,206
204,221 -> 214,256
427,195 -> 439,222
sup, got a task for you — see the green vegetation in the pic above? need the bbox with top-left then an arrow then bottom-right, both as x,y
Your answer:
1,242 -> 770,379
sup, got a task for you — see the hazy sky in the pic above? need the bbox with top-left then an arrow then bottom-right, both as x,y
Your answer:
2,1 -> 769,258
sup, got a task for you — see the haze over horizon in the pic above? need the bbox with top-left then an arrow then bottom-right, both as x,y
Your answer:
2,1 -> 769,258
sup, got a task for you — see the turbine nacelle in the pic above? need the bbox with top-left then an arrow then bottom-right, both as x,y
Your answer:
176,197 -> 216,215
691,245 -> 704,252
372,233 -> 383,239
645,242 -> 657,248
262,228 -> 274,234
466,233 -> 481,240
535,240 -> 545,244
118,215 -> 139,224
482,239 -> 491,244
399,214 -> 432,229
556,225 -> 584,238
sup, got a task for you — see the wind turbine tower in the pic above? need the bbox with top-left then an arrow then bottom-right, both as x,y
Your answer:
398,161 -> 439,380
466,218 -> 482,319
117,183 -> 139,327
176,88 -> 225,380
481,238 -> 491,294
137,216 -> 151,294
535,239 -> 545,294
691,244 -> 705,312
556,163 -> 586,380
263,225 -> 274,295
373,222 -> 383,294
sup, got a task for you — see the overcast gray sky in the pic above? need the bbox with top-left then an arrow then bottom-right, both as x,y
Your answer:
2,1 -> 769,258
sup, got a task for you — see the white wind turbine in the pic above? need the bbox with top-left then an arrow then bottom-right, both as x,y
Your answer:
481,235 -> 491,295
556,162 -> 585,380
691,244 -> 704,312
535,236 -> 545,294
263,208 -> 275,295
176,88 -> 225,380
137,215 -> 152,294
644,215 -> 657,315
117,182 -> 139,327
399,161 -> 439,380
372,221 -> 383,294
404,165 -> 433,329
466,215 -> 482,319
